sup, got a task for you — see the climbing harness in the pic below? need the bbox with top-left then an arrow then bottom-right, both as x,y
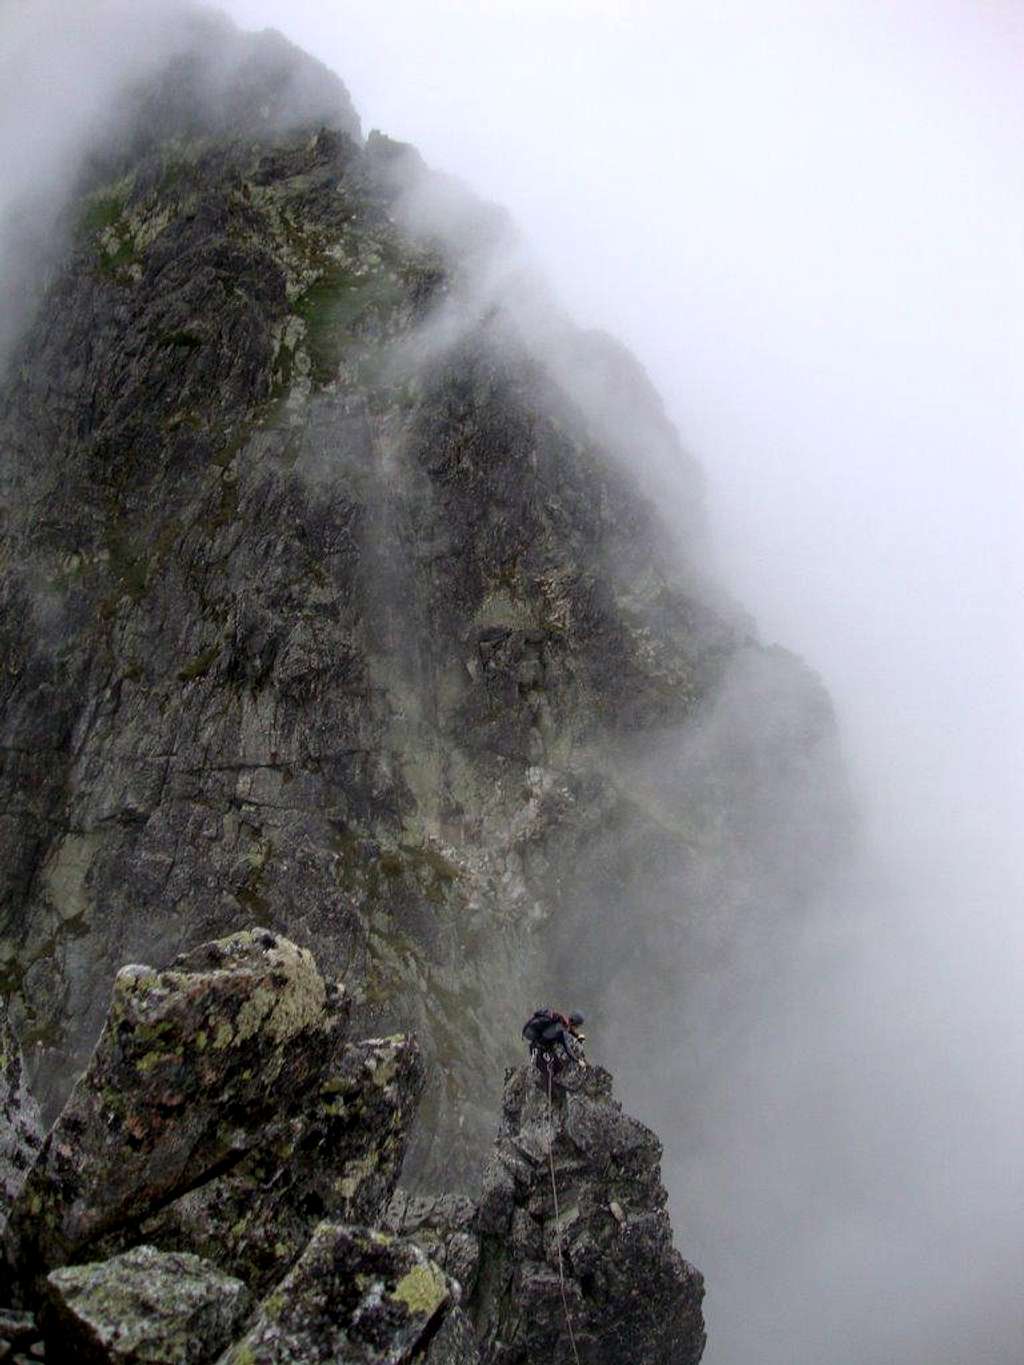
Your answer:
545,1062 -> 583,1365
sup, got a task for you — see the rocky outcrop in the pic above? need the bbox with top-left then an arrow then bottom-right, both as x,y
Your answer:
134,1032 -> 425,1296
221,1222 -> 464,1365
0,9 -> 848,1192
44,1245 -> 251,1364
0,932 -> 704,1362
472,1061 -> 706,1364
4,929 -> 347,1288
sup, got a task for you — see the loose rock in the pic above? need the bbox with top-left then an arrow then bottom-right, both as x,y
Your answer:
45,1245 -> 250,1364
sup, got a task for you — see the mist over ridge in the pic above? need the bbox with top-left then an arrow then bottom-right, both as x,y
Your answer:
0,2 -> 1020,1363
212,5 -> 1024,1362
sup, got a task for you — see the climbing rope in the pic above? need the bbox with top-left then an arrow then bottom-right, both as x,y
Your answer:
546,1061 -> 583,1365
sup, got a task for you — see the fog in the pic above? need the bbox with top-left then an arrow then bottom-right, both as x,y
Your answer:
211,5 -> 1021,1360
4,0 -> 1022,1360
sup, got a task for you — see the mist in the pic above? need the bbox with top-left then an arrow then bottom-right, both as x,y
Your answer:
3,1 -> 1022,1360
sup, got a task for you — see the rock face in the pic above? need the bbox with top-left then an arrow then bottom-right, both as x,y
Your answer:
221,1222 -> 459,1364
0,12 -> 848,1190
135,1032 -> 425,1296
4,929 -> 346,1287
45,1245 -> 251,1365
0,999 -> 43,1238
472,1062 -> 706,1364
384,1190 -> 481,1298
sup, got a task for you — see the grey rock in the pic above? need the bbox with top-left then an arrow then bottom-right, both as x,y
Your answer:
471,1063 -> 705,1364
44,1244 -> 250,1364
136,1032 -> 425,1296
4,930 -> 346,1288
220,1222 -> 454,1364
422,1307 -> 481,1364
384,1190 -> 480,1296
0,1003 -> 42,1238
0,1310 -> 35,1347
0,5 -> 849,1202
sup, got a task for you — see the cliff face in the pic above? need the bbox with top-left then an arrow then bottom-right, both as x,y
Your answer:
0,18 -> 848,1189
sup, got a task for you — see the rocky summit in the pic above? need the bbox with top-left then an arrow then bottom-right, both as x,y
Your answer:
474,1063 -> 705,1364
0,930 -> 702,1362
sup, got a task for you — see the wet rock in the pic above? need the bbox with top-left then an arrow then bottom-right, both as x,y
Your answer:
384,1190 -> 480,1297
220,1222 -> 455,1364
472,1063 -> 705,1364
44,1245 -> 249,1364
422,1306 -> 481,1364
0,10 -> 848,1200
137,1033 -> 425,1296
5,930 -> 346,1287
0,1003 -> 43,1239
0,1309 -> 36,1356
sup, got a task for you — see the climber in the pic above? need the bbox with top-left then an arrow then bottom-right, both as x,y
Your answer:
522,1007 -> 586,1074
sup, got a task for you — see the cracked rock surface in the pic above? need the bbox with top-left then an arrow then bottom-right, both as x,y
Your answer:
3,929 -> 346,1291
220,1221 -> 455,1365
384,1190 -> 480,1298
471,1062 -> 706,1364
0,12 -> 847,1193
134,1032 -> 425,1297
44,1244 -> 250,1365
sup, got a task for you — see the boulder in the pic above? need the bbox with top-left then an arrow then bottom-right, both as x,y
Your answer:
220,1222 -> 456,1364
44,1244 -> 250,1363
137,1033 -> 425,1296
5,930 -> 346,1288
471,1062 -> 705,1364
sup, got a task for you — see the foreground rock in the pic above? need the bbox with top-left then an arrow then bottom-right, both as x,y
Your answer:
5,929 -> 346,1287
0,1000 -> 43,1238
45,1245 -> 250,1364
1,932 -> 705,1363
137,1033 -> 425,1296
220,1222 -> 464,1364
384,1190 -> 480,1298
473,1062 -> 706,1364
0,1307 -> 39,1357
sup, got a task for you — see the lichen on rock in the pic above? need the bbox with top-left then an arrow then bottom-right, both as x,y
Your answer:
220,1221 -> 455,1364
44,1244 -> 251,1364
133,1032 -> 425,1296
0,998 -> 43,1240
4,929 -> 346,1288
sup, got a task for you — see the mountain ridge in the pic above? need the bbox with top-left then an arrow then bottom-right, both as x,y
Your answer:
0,15 -> 850,1200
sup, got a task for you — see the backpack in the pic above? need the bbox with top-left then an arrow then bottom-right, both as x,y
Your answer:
522,1007 -> 558,1045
